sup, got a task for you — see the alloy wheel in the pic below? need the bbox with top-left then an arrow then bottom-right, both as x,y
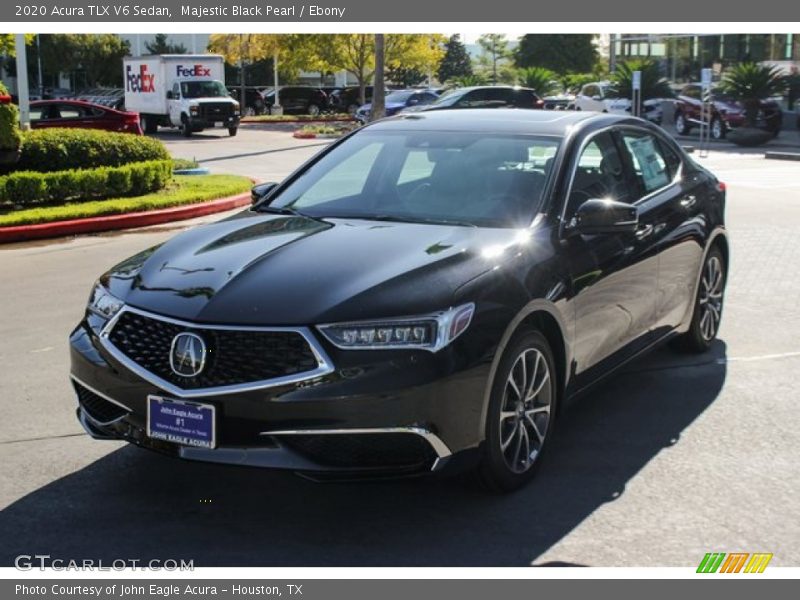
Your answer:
498,348 -> 552,474
698,255 -> 724,341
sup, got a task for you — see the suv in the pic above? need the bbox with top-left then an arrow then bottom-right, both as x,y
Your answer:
228,87 -> 267,116
673,83 -> 783,139
260,87 -> 328,116
329,86 -> 375,114
410,86 -> 544,112
575,81 -> 664,124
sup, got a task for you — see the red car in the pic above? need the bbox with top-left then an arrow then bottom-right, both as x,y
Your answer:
673,83 -> 782,140
29,99 -> 142,135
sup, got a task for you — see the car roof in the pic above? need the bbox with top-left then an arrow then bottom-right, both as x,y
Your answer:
368,108 -> 621,135
31,99 -> 108,109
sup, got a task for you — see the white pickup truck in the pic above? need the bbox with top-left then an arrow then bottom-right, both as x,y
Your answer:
123,54 -> 240,137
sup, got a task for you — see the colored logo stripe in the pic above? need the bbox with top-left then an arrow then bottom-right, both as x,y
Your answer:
697,553 -> 726,573
720,553 -> 749,573
744,553 -> 773,573
697,552 -> 773,573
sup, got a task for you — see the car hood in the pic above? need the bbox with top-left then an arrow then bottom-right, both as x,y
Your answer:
102,211 -> 523,325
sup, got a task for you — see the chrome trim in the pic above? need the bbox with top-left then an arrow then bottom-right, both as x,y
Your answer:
261,426 -> 453,469
77,408 -> 121,439
70,374 -> 133,425
97,305 -> 335,399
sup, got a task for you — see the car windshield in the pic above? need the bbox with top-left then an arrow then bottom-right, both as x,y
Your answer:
385,91 -> 414,103
429,89 -> 463,106
265,129 -> 561,228
181,80 -> 228,99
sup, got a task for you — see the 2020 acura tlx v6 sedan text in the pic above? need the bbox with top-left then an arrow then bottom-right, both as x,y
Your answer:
70,109 -> 727,491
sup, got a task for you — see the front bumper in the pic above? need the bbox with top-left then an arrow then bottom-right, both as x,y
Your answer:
188,115 -> 240,130
69,311 -> 491,477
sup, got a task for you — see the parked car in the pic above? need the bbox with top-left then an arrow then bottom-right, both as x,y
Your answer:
261,86 -> 328,116
29,99 -> 142,134
354,89 -> 439,123
228,86 -> 267,116
70,109 -> 728,491
406,86 -> 544,113
575,81 -> 664,124
328,86 -> 374,114
542,92 -> 575,110
673,83 -> 783,139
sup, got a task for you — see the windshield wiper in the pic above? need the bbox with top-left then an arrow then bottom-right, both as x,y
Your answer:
327,214 -> 477,228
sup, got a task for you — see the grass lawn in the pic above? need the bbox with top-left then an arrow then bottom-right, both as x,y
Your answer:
0,174 -> 252,227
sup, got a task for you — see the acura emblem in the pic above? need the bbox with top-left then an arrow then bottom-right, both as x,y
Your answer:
170,332 -> 206,377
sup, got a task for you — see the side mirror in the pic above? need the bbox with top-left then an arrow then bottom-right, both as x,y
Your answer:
572,198 -> 638,235
166,91 -> 174,100
591,95 -> 602,101
251,182 -> 278,205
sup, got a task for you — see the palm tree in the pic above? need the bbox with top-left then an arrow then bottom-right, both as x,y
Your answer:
719,62 -> 787,128
517,67 -> 559,96
607,59 -> 673,101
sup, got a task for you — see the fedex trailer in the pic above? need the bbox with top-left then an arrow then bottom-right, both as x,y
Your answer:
124,54 -> 240,137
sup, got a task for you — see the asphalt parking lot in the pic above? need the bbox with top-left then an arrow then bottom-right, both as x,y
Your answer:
0,126 -> 798,567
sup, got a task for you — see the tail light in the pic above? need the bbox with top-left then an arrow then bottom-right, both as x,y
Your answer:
717,181 -> 726,193
535,99 -> 544,108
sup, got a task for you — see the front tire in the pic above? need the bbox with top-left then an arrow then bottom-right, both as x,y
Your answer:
180,118 -> 192,138
307,103 -> 320,116
228,126 -> 238,137
475,329 -> 558,492
674,247 -> 726,353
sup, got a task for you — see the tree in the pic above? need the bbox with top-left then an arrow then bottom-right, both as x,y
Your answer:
35,34 -> 130,88
438,35 -> 472,83
607,59 -> 673,101
517,66 -> 559,95
145,34 -> 187,55
719,62 -> 787,128
0,34 -> 34,85
515,34 -> 598,74
313,34 -> 444,104
477,34 -> 510,84
387,66 -> 427,87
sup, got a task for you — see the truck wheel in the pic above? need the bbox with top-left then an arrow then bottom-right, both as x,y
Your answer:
180,119 -> 192,138
228,127 -> 238,137
307,103 -> 320,116
140,114 -> 158,134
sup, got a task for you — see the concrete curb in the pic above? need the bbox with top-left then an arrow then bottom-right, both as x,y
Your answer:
0,191 -> 251,244
765,151 -> 800,161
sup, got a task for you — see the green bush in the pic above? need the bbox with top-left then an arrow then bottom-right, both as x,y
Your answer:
17,128 -> 169,172
0,83 -> 22,152
0,159 -> 172,205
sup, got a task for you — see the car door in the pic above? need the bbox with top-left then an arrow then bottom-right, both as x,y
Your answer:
562,129 -> 659,385
168,82 -> 182,125
680,85 -> 702,125
617,127 -> 706,331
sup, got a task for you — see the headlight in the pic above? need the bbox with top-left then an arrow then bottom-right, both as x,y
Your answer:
317,303 -> 474,352
87,283 -> 123,321
190,105 -> 199,114
233,101 -> 240,115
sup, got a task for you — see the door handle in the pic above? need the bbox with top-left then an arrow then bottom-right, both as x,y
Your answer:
680,195 -> 697,209
634,223 -> 654,239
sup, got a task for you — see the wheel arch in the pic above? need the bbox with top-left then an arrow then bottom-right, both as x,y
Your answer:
477,300 -> 572,443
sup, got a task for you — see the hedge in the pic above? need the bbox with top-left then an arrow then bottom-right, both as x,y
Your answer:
18,128 -> 169,172
0,83 -> 21,151
0,159 -> 172,205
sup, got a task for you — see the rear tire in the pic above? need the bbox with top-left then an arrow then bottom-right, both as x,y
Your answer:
674,111 -> 690,135
474,329 -> 558,493
140,114 -> 158,134
307,103 -> 320,116
710,116 -> 726,140
228,127 -> 238,137
673,247 -> 726,354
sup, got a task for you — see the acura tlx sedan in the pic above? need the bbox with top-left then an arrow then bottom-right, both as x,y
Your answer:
70,109 -> 728,491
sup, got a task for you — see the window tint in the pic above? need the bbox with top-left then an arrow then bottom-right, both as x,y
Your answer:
567,132 -> 631,217
620,131 -> 675,196
295,142 -> 382,205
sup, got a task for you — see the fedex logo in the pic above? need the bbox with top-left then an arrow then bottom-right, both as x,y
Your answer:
176,64 -> 212,77
126,64 -> 155,93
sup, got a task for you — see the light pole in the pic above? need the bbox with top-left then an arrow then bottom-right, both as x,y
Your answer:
14,34 -> 30,128
36,34 -> 43,98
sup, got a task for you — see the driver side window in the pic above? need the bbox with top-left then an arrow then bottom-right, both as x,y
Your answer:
566,132 -> 630,218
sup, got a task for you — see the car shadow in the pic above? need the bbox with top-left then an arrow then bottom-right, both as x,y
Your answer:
0,341 -> 727,566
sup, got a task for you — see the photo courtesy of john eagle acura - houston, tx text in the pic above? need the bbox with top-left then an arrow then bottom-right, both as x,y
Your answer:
69,109 -> 727,492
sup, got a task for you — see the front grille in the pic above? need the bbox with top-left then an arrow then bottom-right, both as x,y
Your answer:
199,102 -> 233,120
107,311 -> 319,390
74,381 -> 128,423
279,433 -> 438,470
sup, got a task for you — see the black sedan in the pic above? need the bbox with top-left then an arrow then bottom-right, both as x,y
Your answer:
70,110 -> 728,491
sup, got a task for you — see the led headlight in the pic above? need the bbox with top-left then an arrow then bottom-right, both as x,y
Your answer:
87,282 -> 124,321
318,303 -> 474,352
